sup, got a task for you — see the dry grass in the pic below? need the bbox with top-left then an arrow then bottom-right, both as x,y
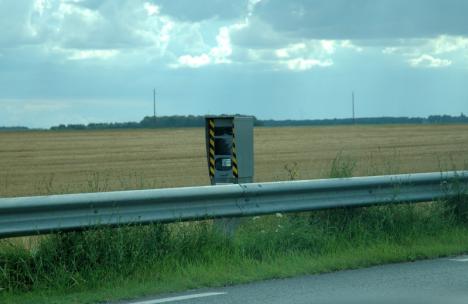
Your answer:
1,124 -> 468,197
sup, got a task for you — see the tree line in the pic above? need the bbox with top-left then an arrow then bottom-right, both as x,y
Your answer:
2,114 -> 468,131
49,114 -> 468,130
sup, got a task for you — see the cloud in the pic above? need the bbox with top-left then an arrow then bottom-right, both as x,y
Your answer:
171,25 -> 234,68
381,35 -> 468,67
67,0 -> 104,11
142,2 -> 161,17
254,0 -> 468,40
209,26 -> 233,63
176,54 -> 211,68
431,36 -> 468,54
0,0 -> 45,48
153,0 -> 249,22
283,58 -> 333,71
408,54 -> 452,68
53,1 -> 160,50
67,49 -> 119,60
0,0 -> 361,71
0,0 -> 176,52
266,42 -> 336,70
230,17 -> 293,49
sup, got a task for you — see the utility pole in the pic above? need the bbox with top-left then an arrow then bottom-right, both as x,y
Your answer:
153,88 -> 156,119
352,91 -> 355,124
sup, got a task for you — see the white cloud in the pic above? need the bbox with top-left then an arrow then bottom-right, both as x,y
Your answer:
173,25 -> 235,68
247,0 -> 263,15
56,2 -> 100,24
0,0 -> 352,71
176,54 -> 211,68
209,26 -> 233,63
269,40 -> 346,71
275,43 -> 306,58
159,19 -> 173,43
143,2 -> 159,16
340,40 -> 363,52
275,48 -> 288,58
227,38 -> 342,71
284,58 -> 333,71
321,40 -> 335,54
381,35 -> 468,67
431,35 -> 468,54
2,1 -> 464,73
33,0 -> 50,16
408,54 -> 451,68
67,49 -> 119,60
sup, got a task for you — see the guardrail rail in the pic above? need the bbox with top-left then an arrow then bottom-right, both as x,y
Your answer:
0,171 -> 466,238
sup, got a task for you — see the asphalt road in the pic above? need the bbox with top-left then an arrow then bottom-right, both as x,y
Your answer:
117,255 -> 468,304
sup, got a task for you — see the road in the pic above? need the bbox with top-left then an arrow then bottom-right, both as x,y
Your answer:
116,255 -> 468,304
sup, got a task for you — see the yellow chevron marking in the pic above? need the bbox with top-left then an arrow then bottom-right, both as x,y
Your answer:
210,158 -> 215,166
210,167 -> 215,175
209,138 -> 215,147
209,120 -> 215,128
232,158 -> 238,165
209,148 -> 215,156
209,129 -> 215,137
233,166 -> 238,175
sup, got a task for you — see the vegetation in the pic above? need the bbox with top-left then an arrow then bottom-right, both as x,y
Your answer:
0,151 -> 467,303
1,124 -> 468,197
1,198 -> 468,303
261,113 -> 468,127
42,113 -> 468,131
0,126 -> 29,131
3,114 -> 468,132
0,126 -> 468,303
48,115 -> 263,130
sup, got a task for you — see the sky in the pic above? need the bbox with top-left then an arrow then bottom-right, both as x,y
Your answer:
1,0 -> 468,128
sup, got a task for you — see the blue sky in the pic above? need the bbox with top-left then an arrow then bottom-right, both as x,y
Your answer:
1,0 -> 468,127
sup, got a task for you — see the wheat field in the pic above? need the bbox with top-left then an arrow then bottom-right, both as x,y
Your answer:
1,124 -> 468,197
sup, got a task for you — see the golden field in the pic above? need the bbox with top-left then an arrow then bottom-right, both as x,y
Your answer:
1,124 -> 468,197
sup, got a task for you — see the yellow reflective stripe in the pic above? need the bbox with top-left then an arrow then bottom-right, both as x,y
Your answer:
209,148 -> 215,156
209,138 -> 215,147
209,120 -> 215,128
210,158 -> 215,166
232,166 -> 238,176
210,167 -> 215,175
209,129 -> 215,137
232,158 -> 238,165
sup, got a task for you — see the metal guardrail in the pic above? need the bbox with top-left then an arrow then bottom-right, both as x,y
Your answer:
0,171 -> 467,238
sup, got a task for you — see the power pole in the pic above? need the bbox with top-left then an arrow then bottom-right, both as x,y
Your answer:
153,88 -> 156,119
352,91 -> 355,124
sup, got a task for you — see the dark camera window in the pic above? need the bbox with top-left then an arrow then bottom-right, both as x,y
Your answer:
214,127 -> 233,136
215,138 -> 232,155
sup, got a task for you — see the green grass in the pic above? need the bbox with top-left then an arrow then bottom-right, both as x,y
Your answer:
1,154 -> 468,303
1,202 -> 468,304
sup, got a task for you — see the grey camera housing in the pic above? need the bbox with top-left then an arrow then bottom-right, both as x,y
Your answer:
205,116 -> 254,185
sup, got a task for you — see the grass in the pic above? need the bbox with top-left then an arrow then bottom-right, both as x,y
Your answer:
5,230 -> 468,304
1,191 -> 468,303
